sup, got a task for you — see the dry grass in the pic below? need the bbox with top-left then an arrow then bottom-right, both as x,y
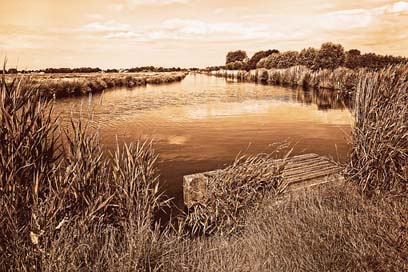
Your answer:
0,73 -> 168,271
347,65 -> 408,194
162,183 -> 408,272
210,66 -> 359,93
9,72 -> 187,99
184,146 -> 290,235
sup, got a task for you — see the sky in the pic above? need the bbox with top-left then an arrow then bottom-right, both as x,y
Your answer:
1,0 -> 407,69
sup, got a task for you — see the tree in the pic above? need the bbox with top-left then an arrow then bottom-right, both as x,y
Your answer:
226,50 -> 248,65
7,68 -> 18,74
276,51 -> 299,68
256,57 -> 268,69
247,49 -> 279,70
344,49 -> 361,69
298,47 -> 318,69
264,53 -> 280,69
314,42 -> 345,70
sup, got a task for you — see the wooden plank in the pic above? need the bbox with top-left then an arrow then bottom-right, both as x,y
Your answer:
283,162 -> 339,177
183,153 -> 343,208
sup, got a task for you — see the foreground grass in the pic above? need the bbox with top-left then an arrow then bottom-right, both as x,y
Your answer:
163,183 -> 408,271
0,75 -> 166,270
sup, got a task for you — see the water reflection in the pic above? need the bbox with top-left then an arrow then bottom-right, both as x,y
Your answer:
53,74 -> 353,207
292,88 -> 352,111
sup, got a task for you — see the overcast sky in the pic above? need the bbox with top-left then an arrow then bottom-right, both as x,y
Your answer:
1,0 -> 407,69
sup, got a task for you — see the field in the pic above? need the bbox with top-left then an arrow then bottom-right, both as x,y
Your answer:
1,65 -> 407,271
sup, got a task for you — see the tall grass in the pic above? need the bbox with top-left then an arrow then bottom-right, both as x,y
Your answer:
13,72 -> 188,99
162,183 -> 408,271
184,148 -> 289,235
0,73 -> 168,270
347,65 -> 408,193
209,66 -> 359,93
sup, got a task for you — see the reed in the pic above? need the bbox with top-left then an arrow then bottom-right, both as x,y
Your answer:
347,65 -> 408,193
209,66 -> 359,93
184,145 -> 290,235
0,73 -> 168,270
14,72 -> 188,99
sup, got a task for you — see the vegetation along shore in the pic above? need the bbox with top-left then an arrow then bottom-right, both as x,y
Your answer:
204,42 -> 408,95
5,71 -> 188,99
1,62 -> 407,270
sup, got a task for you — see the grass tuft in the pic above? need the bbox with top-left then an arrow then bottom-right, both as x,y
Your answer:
347,65 -> 408,194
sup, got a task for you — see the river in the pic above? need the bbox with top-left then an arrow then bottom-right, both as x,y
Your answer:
54,73 -> 353,209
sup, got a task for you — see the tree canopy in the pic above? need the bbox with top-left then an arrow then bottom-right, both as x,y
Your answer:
226,50 -> 248,65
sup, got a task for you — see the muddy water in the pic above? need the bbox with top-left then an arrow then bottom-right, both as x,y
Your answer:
54,73 -> 353,208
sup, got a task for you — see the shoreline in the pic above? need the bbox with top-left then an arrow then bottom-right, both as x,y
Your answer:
205,66 -> 360,94
13,71 -> 188,99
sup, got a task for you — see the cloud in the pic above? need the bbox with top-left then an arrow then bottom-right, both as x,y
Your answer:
152,19 -> 288,41
81,21 -> 130,32
109,3 -> 125,12
323,1 -> 408,29
125,0 -> 190,7
99,18 -> 306,44
325,9 -> 375,28
385,1 -> 408,13
104,31 -> 148,41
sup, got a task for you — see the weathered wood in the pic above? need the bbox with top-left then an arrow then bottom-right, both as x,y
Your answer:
183,153 -> 344,208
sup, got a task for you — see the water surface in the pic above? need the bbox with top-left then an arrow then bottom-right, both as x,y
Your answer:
54,74 -> 353,207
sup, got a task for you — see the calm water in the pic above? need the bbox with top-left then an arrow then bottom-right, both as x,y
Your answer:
54,74 -> 353,207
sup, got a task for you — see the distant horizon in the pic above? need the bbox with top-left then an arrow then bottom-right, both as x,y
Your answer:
2,0 -> 408,69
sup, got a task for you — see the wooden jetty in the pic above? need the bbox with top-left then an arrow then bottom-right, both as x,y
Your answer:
183,153 -> 344,208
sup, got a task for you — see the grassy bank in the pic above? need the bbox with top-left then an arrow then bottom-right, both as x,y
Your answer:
10,71 -> 188,99
209,66 -> 360,94
1,65 -> 407,271
162,183 -> 408,271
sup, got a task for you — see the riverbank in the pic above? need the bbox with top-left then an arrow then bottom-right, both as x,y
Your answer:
207,66 -> 359,94
15,71 -> 188,99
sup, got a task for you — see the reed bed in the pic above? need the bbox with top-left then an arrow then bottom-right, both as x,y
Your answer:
0,74 -> 169,270
13,72 -> 187,99
347,65 -> 408,194
209,66 -> 359,93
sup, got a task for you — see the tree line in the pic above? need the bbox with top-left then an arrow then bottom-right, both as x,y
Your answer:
5,66 -> 192,74
222,42 -> 408,71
